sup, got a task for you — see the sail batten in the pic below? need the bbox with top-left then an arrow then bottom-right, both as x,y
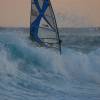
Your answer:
30,0 -> 61,53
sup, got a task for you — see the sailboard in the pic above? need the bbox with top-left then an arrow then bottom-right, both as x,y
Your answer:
30,0 -> 61,54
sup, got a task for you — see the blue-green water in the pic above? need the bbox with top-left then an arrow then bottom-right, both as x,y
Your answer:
0,28 -> 100,100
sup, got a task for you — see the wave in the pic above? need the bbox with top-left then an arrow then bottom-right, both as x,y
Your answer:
0,29 -> 100,100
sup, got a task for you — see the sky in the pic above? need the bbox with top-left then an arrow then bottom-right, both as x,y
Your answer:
0,0 -> 100,27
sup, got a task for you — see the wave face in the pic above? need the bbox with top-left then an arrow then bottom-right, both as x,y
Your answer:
0,28 -> 100,100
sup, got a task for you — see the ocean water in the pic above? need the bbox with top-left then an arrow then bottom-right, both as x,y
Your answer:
0,28 -> 100,100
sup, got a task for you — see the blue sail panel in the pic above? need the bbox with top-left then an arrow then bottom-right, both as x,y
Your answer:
30,0 -> 49,45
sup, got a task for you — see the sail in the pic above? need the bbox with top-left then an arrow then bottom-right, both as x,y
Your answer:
30,0 -> 61,53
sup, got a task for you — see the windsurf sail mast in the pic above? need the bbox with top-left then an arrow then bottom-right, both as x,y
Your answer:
30,0 -> 61,54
